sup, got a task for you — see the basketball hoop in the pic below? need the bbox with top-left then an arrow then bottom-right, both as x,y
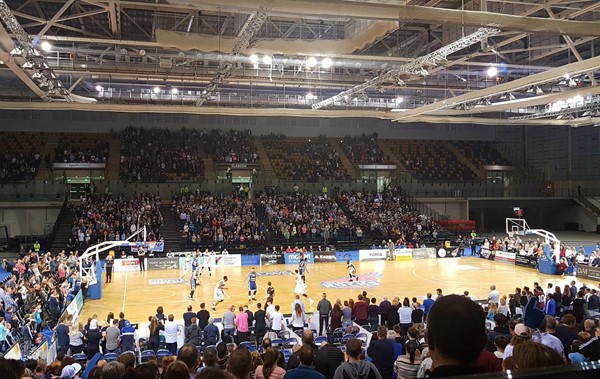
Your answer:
508,232 -> 515,239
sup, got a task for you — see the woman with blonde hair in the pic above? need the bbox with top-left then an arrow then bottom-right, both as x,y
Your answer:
254,347 -> 285,379
68,322 -> 85,354
487,303 -> 498,321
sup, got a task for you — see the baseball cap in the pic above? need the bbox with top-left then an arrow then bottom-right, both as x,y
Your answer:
514,323 -> 529,336
61,363 -> 82,379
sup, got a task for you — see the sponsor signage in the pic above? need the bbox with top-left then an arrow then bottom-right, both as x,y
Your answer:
147,257 -> 179,270
515,255 -> 538,269
494,251 -> 516,264
260,253 -> 285,265
394,248 -> 413,261
314,251 -> 337,263
148,278 -> 186,286
411,248 -> 437,260
284,252 -> 314,264
321,272 -> 382,289
335,251 -> 359,262
576,265 -> 600,281
113,258 -> 141,272
257,271 -> 294,276
479,249 -> 495,260
212,254 -> 242,267
128,241 -> 165,253
359,249 -> 387,261
54,162 -> 106,169
177,255 -> 209,269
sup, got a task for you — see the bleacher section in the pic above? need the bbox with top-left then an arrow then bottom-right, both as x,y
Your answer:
0,132 -> 45,183
53,133 -> 110,163
386,139 -> 477,181
340,134 -> 390,166
263,136 -> 350,181
452,141 -> 514,168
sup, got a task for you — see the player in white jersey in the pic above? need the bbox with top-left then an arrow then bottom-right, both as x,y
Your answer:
199,249 -> 212,276
347,260 -> 358,281
212,276 -> 228,311
182,252 -> 193,277
293,269 -> 314,306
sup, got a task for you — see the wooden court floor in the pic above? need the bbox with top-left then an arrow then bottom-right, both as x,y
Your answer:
80,258 -> 581,324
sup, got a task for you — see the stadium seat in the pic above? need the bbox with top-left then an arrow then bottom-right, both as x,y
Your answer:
140,350 -> 156,363
72,353 -> 87,364
314,336 -> 327,347
283,338 -> 298,349
103,353 -> 118,362
356,333 -> 368,343
271,338 -> 283,347
342,334 -> 355,344
239,341 -> 255,350
156,349 -> 171,360
332,328 -> 344,343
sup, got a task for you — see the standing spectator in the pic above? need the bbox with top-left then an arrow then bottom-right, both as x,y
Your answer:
164,314 -> 181,355
422,293 -> 434,318
379,297 -> 391,327
68,323 -> 85,354
411,303 -> 424,331
56,315 -> 71,355
120,320 -> 136,352
572,291 -> 586,324
341,301 -> 353,329
354,295 -> 368,326
317,293 -> 332,336
270,305 -> 285,334
330,302 -> 343,332
286,345 -> 326,379
397,298 -> 413,337
334,338 -> 381,379
426,295 -> 487,376
320,339 -> 344,379
48,290 -> 61,327
554,314 -> 579,356
368,298 -> 380,327
86,319 -> 102,360
183,305 -> 195,328
104,319 -> 120,354
222,306 -> 236,343
367,326 -> 395,379
196,303 -> 210,330
255,347 -> 286,379
254,303 -> 267,341
185,317 -> 202,346
290,303 -> 307,334
203,318 -> 219,346
387,298 -> 400,331
235,306 -> 249,343
148,317 -> 164,353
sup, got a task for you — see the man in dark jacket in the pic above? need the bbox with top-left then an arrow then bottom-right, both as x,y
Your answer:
379,297 -> 391,326
185,317 -> 202,346
317,293 -> 332,336
486,314 -> 510,352
183,305 -> 195,328
353,295 -> 368,326
203,318 -> 219,346
287,329 -> 332,379
196,303 -> 210,330
254,303 -> 267,341
367,326 -> 395,379
334,338 -> 382,379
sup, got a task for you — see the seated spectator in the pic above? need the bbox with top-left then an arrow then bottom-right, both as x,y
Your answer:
334,338 -> 381,379
367,326 -> 395,379
425,294 -> 487,377
493,335 -> 509,359
394,340 -> 422,379
178,343 -> 200,378
286,345 -> 326,379
254,348 -> 285,379
506,340 -> 564,370
286,329 -> 330,378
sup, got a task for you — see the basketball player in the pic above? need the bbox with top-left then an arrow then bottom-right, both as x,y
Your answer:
182,252 -> 193,277
347,260 -> 358,282
212,276 -> 228,311
199,249 -> 212,276
189,270 -> 199,300
191,250 -> 200,275
298,256 -> 309,276
293,269 -> 314,306
266,281 -> 275,300
247,267 -> 258,301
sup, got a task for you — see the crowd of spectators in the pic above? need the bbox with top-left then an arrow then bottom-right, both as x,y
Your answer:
258,192 -> 358,244
338,190 -> 436,246
172,193 -> 261,250
54,135 -> 109,164
206,130 -> 260,164
70,192 -> 163,252
264,137 -> 350,182
340,134 -> 389,166
0,249 -> 87,359
0,152 -> 41,183
118,127 -> 206,182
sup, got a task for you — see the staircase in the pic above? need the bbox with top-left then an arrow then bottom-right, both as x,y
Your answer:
254,137 -> 277,180
444,142 -> 486,179
160,205 -> 183,252
36,134 -> 59,181
106,137 -> 121,180
48,206 -> 74,254
377,139 -> 412,179
329,140 -> 360,180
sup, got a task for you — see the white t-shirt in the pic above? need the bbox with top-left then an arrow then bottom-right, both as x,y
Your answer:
164,321 -> 179,343
488,290 -> 500,304
270,311 -> 284,331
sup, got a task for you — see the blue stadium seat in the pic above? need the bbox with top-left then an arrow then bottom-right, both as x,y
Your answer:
103,353 -> 118,362
156,349 -> 171,360
314,336 -> 327,347
140,350 -> 156,363
72,353 -> 87,363
271,338 -> 283,347
283,338 -> 299,349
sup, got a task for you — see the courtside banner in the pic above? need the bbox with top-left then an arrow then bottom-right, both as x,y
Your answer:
576,265 -> 600,281
147,257 -> 179,270
410,248 -> 437,260
211,254 -> 242,267
515,255 -> 538,269
260,254 -> 285,265
314,251 -> 337,263
359,249 -> 387,261
113,258 -> 141,272
494,251 -> 516,264
394,248 -> 413,261
177,256 -> 209,268
284,252 -> 314,264
336,251 -> 359,262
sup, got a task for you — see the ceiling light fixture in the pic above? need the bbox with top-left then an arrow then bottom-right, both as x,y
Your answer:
249,54 -> 258,64
396,96 -> 404,104
306,57 -> 317,68
305,92 -> 314,100
95,85 -> 103,91
171,88 -> 178,95
321,57 -> 332,69
153,87 -> 160,94
40,41 -> 52,52
262,55 -> 272,65
486,66 -> 498,77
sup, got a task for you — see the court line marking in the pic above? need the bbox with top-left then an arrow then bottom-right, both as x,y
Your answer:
121,271 -> 128,313
310,264 -> 385,300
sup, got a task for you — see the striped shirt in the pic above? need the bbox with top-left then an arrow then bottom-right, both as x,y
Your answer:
394,355 -> 422,379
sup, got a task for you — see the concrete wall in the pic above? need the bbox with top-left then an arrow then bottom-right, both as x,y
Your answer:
0,202 -> 62,237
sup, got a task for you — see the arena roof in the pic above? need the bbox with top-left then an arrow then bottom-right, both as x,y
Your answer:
0,0 -> 599,126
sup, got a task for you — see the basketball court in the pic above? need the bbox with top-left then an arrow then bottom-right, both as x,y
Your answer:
79,257 -> 578,324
